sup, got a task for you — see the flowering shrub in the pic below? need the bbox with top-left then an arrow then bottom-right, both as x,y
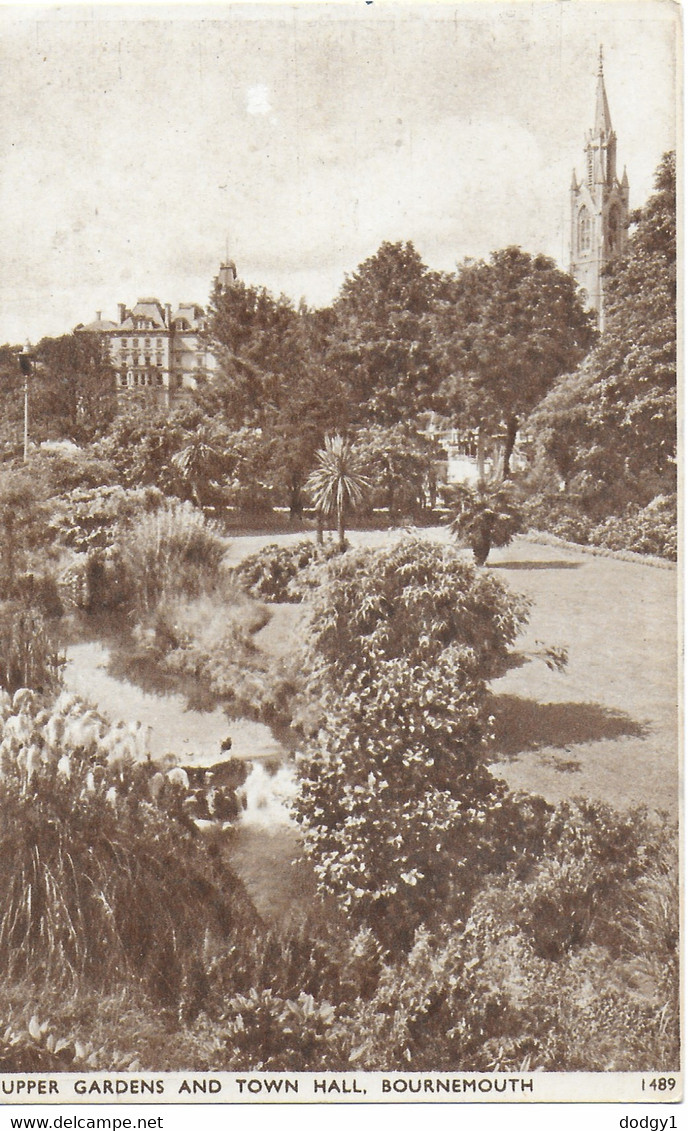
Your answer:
48,484 -> 165,553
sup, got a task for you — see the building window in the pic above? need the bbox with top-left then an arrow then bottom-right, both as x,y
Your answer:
579,208 -> 591,254
608,207 -> 620,253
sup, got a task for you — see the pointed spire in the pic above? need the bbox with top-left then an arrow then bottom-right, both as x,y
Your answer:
571,168 -> 579,191
594,44 -> 613,134
621,165 -> 629,187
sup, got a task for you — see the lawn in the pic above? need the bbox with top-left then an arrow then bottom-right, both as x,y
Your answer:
230,527 -> 679,816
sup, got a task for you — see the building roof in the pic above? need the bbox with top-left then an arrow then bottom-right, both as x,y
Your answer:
76,316 -> 119,333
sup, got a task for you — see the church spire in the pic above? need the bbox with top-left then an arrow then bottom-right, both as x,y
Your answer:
594,45 -> 613,135
570,47 -> 629,328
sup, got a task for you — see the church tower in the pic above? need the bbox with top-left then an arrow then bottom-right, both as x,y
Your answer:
570,48 -> 629,327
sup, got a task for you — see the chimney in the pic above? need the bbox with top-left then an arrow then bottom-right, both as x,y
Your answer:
165,303 -> 172,327
118,303 -> 126,324
96,311 -> 102,322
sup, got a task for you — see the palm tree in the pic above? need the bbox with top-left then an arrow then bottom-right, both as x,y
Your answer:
171,425 -> 229,508
305,434 -> 370,551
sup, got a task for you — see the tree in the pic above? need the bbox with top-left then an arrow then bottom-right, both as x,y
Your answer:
327,242 -> 442,424
435,248 -> 595,476
206,279 -> 301,428
205,284 -> 347,516
305,435 -> 369,550
529,152 -> 677,509
33,333 -> 117,442
354,422 -> 440,516
448,482 -> 524,566
0,345 -> 25,456
170,422 -> 236,508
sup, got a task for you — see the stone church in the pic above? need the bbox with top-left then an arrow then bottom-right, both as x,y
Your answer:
569,49 -> 629,326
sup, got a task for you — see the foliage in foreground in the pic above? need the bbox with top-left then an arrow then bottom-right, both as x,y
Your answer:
0,690 -> 256,1001
0,801 -> 676,1074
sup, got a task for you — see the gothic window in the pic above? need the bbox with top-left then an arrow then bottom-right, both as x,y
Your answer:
579,208 -> 592,254
608,207 -> 620,253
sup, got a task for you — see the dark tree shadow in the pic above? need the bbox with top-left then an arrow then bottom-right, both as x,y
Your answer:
489,693 -> 649,759
491,560 -> 584,571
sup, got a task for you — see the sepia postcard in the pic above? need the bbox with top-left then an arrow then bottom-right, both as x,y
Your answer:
0,0 -> 680,1115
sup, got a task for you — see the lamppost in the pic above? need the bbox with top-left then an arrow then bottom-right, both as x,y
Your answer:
18,342 -> 33,463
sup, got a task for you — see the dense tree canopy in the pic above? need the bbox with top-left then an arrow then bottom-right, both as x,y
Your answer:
328,241 -> 441,425
34,333 -> 117,442
206,281 -> 347,514
435,248 -> 595,475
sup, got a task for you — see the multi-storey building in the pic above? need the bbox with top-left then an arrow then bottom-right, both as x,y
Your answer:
75,262 -> 238,403
569,49 -> 629,327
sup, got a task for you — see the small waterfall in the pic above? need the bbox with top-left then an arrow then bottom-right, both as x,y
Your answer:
238,760 -> 297,830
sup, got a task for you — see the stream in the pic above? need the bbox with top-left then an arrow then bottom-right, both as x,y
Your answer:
63,639 -> 306,919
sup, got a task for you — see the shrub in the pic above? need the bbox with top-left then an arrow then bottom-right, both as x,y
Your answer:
294,537 -> 530,945
232,539 -> 341,603
49,484 -> 165,553
134,591 -> 294,723
588,496 -> 677,560
521,493 -> 594,544
301,536 -> 528,683
115,501 -> 228,615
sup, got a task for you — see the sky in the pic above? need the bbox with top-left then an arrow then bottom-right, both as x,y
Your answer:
0,0 -> 679,344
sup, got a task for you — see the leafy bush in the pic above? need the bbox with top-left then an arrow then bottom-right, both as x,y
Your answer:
589,496 -> 677,560
0,692 -> 258,1002
205,802 -> 678,1072
232,539 -> 341,603
115,501 -> 228,615
0,602 -> 64,694
49,484 -> 165,553
220,990 -> 341,1070
521,492 -> 595,544
294,537 -> 530,944
301,536 -> 528,683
